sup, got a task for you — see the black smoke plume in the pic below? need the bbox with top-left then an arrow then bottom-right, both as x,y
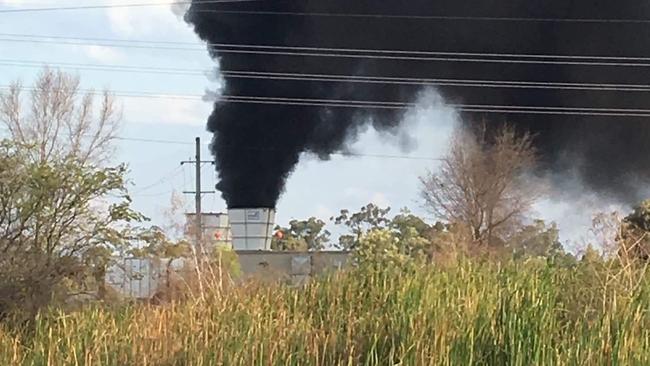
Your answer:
185,0 -> 650,208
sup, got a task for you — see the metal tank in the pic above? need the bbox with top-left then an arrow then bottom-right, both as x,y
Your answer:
227,208 -> 276,251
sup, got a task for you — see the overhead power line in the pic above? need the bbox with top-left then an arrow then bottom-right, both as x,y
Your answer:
0,84 -> 207,101
0,58 -> 200,75
219,71 -> 650,92
6,63 -> 650,93
0,32 -> 206,46
0,0 -> 257,14
120,136 -> 445,161
0,123 -> 439,161
3,3 -> 650,24
187,9 -> 650,24
0,59 -> 206,75
79,134 -> 445,161
3,36 -> 650,67
4,32 -> 650,62
0,37 -> 204,52
0,121 -> 444,163
209,42 -> 650,62
218,95 -> 650,117
207,48 -> 650,67
132,164 -> 185,194
114,136 -> 195,145
130,189 -> 175,198
3,84 -> 650,117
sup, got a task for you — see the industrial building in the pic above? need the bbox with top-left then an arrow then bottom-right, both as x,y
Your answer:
106,210 -> 350,300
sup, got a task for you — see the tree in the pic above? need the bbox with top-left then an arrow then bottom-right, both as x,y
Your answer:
272,217 -> 331,251
389,209 -> 436,259
419,125 -> 542,247
0,140 -> 144,319
0,68 -> 120,166
0,69 -> 130,318
353,229 -> 409,270
619,200 -> 650,261
390,209 -> 432,239
507,220 -> 566,260
333,203 -> 392,249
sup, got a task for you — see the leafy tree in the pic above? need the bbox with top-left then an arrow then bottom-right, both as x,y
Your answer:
353,229 -> 409,270
389,209 -> 435,259
507,220 -> 565,260
333,204 -> 392,249
390,209 -> 432,238
130,225 -> 191,259
272,217 -> 330,251
0,69 -> 136,315
336,205 -> 453,263
0,140 -> 144,319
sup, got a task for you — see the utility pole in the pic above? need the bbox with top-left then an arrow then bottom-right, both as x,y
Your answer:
181,137 -> 215,245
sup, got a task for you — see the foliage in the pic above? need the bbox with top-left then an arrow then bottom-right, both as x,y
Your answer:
129,226 -> 191,259
0,140 -> 145,319
331,203 -> 570,264
333,203 -> 392,249
508,220 -> 565,260
389,209 -> 438,259
212,244 -> 241,278
353,229 -> 410,270
272,217 -> 330,251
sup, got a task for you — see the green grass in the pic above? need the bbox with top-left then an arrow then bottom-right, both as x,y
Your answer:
2,260 -> 649,365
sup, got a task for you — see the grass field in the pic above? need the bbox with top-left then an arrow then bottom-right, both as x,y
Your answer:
1,260 -> 649,366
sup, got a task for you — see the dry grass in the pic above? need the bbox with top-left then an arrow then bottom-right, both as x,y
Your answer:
1,260 -> 649,365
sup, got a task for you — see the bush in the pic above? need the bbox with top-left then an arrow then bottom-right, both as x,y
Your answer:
0,140 -> 144,321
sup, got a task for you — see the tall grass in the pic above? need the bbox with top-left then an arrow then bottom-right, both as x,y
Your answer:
1,260 -> 649,365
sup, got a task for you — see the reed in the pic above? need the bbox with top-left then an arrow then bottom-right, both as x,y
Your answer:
2,260 -> 649,365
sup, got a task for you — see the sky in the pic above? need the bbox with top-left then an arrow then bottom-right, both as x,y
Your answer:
0,0 -> 628,250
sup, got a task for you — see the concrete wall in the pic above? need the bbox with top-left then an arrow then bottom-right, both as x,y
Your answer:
107,251 -> 352,299
236,251 -> 351,286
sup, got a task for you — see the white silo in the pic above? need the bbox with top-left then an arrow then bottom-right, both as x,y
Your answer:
227,208 -> 276,251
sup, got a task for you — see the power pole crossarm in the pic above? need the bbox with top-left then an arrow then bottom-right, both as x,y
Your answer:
181,160 -> 215,165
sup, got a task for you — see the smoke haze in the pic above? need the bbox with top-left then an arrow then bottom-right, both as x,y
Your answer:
185,0 -> 650,208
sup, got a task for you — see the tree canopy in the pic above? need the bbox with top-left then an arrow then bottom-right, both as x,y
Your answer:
0,139 -> 145,318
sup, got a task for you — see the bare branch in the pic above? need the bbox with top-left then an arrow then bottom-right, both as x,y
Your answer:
420,123 -> 543,247
0,68 -> 121,166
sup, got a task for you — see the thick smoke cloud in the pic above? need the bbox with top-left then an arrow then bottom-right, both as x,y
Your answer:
186,0 -> 650,208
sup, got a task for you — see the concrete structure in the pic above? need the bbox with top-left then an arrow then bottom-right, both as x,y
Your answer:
228,208 -> 276,251
236,250 -> 350,286
107,209 -> 348,299
106,251 -> 351,299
